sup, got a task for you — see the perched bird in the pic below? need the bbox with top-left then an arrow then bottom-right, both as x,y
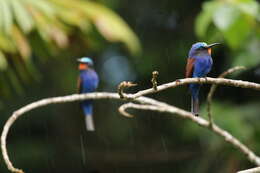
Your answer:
77,57 -> 99,131
185,42 -> 220,116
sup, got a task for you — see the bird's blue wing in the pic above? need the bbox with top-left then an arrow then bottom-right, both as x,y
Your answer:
93,71 -> 99,89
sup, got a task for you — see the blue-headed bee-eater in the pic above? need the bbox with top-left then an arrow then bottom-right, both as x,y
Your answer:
185,42 -> 220,116
77,57 -> 99,131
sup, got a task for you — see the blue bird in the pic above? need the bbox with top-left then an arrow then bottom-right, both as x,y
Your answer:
185,42 -> 220,116
77,57 -> 99,131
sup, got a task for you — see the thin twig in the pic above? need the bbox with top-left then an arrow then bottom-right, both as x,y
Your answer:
117,81 -> 137,99
2,77 -> 260,173
207,66 -> 246,127
151,71 -> 159,90
119,102 -> 160,118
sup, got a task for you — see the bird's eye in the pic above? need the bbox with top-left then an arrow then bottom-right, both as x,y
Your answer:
197,46 -> 205,50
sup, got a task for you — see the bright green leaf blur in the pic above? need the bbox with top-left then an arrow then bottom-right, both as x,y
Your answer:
0,0 -> 141,96
196,0 -> 260,68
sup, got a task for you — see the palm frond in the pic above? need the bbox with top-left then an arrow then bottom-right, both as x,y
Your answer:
0,0 -> 141,97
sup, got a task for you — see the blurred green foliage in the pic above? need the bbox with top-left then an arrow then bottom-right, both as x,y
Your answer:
0,0 -> 140,96
196,0 -> 260,68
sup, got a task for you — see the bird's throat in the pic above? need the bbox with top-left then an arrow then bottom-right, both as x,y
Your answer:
207,48 -> 211,55
79,63 -> 88,70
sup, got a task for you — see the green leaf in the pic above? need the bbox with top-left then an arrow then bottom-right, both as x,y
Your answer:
24,0 -> 55,18
213,4 -> 240,31
237,0 -> 259,18
0,0 -> 13,34
0,51 -> 8,70
78,1 -> 141,56
10,0 -> 34,33
0,0 -> 142,97
222,15 -> 251,49
11,26 -> 31,59
195,1 -> 221,38
56,7 -> 92,31
232,39 -> 260,67
0,34 -> 16,52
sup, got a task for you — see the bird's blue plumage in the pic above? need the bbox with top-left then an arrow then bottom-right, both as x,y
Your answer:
79,69 -> 99,116
77,57 -> 99,131
190,53 -> 213,99
186,42 -> 218,116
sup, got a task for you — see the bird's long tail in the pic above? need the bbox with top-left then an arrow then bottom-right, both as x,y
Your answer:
82,101 -> 95,131
191,96 -> 199,116
85,115 -> 95,131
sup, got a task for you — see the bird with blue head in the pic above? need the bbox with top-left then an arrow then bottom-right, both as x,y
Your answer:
185,42 -> 220,116
77,57 -> 99,131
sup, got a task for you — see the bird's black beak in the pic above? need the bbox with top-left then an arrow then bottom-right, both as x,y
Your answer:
205,43 -> 221,48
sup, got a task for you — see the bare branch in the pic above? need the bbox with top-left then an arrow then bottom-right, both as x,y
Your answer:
118,99 -> 260,167
207,66 -> 246,126
2,76 -> 260,173
237,167 -> 260,173
126,77 -> 260,99
1,93 -> 137,173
